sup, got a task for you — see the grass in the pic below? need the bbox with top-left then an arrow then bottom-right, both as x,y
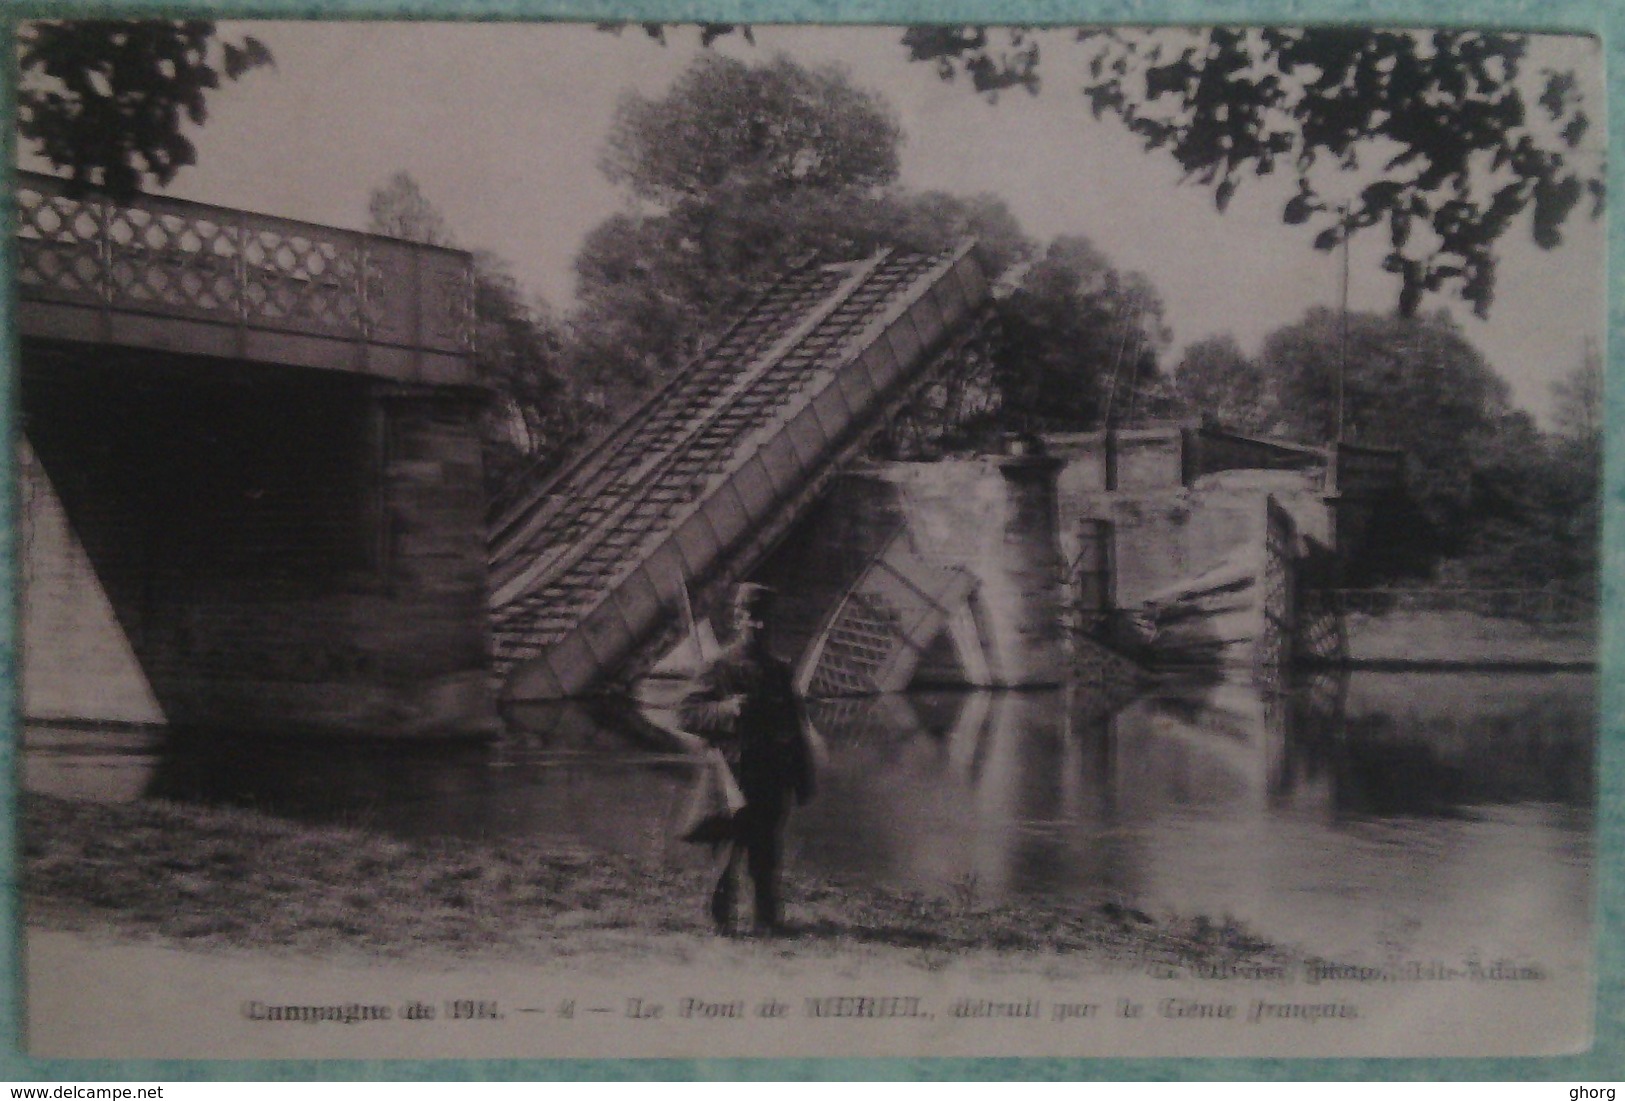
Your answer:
23,792 -> 1293,975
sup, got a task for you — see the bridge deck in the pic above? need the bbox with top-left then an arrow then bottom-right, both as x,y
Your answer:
15,171 -> 474,386
490,243 -> 989,699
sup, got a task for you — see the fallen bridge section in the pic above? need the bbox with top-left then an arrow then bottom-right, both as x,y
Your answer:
489,243 -> 989,700
793,527 -> 983,699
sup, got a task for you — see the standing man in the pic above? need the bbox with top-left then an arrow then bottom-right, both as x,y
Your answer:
680,583 -> 817,935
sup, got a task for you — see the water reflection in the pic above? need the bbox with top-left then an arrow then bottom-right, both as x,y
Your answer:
24,670 -> 1595,966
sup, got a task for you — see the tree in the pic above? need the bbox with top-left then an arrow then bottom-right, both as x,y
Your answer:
366,173 -> 591,492
1422,386 -> 1597,602
990,235 -> 1170,433
367,171 -> 455,247
1267,309 -> 1511,442
470,255 -> 594,492
17,20 -> 273,199
595,21 -> 754,51
570,181 -> 1031,403
877,231 -> 1172,456
1551,341 -> 1603,446
1257,307 -> 1522,580
601,53 -> 902,205
580,54 -> 1178,444
1243,306 -> 1600,592
1174,334 -> 1272,433
575,54 -> 1029,411
904,26 -> 1603,319
1539,346 -> 1604,598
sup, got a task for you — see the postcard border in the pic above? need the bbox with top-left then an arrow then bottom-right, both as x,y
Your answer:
0,0 -> 1619,1081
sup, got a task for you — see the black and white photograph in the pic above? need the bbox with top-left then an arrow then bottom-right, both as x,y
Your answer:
13,19 -> 1605,1059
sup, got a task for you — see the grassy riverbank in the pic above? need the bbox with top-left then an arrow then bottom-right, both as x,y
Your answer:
24,792 -> 1287,974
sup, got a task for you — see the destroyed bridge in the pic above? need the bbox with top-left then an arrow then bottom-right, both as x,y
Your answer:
17,179 -> 1399,738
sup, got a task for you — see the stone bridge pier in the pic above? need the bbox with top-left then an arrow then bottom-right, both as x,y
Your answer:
765,425 -> 1404,697
16,173 -> 498,739
757,453 -> 1069,694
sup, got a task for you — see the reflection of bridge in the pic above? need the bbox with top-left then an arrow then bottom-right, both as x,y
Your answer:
488,245 -> 991,701
17,172 -> 496,738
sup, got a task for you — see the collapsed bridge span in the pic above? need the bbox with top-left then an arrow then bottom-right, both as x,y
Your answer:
488,244 -> 990,700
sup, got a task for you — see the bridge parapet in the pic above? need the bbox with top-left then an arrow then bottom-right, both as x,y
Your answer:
15,170 -> 475,386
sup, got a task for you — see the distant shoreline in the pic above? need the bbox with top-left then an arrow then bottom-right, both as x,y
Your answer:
1325,608 -> 1595,671
1304,657 -> 1594,672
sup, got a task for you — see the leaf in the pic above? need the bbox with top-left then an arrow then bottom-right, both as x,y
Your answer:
1561,111 -> 1589,148
224,36 -> 274,78
1283,189 -> 1318,225
1539,70 -> 1576,119
1388,211 -> 1411,250
241,36 -> 274,71
1312,227 -> 1341,251
1531,174 -> 1582,249
1359,180 -> 1404,210
1215,178 -> 1236,212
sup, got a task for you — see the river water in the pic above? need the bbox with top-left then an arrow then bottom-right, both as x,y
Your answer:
25,669 -> 1594,973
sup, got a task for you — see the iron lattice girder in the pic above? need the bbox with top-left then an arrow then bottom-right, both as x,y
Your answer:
795,526 -> 982,699
877,311 -> 1002,458
491,244 -> 993,700
608,310 -> 997,697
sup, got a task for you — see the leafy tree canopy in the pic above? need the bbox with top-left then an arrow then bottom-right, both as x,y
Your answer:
570,181 -> 1030,409
1260,307 -> 1512,562
1174,334 -> 1272,434
1175,309 -> 1598,593
1550,342 -> 1603,445
367,170 -> 455,247
904,26 -> 1603,318
18,20 -> 273,199
992,235 -> 1173,433
1531,347 -> 1604,597
596,21 -> 754,50
600,52 -> 902,206
578,56 -> 1020,400
580,53 -> 1172,444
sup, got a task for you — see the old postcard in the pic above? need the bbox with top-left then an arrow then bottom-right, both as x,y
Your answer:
13,19 -> 1604,1060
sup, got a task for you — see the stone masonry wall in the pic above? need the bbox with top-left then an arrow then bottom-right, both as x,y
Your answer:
18,437 -> 164,724
20,348 -> 497,738
810,458 -> 1067,688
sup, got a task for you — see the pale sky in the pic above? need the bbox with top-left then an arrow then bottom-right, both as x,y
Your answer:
28,21 -> 1605,422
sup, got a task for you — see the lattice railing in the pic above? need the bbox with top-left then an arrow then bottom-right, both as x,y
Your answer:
15,170 -> 473,355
